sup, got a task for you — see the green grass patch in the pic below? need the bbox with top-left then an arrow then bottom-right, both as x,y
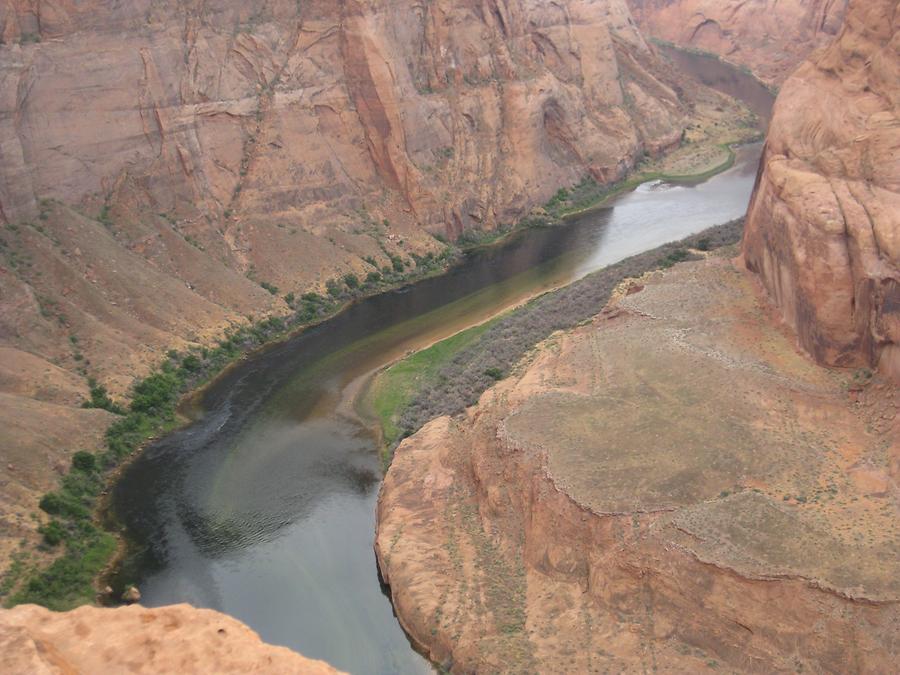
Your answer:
364,319 -> 497,447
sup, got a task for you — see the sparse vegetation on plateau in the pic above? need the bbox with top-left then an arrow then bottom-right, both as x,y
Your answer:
367,220 -> 744,455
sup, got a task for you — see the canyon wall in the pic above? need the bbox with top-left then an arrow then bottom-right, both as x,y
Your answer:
627,0 -> 848,85
0,603 -> 342,673
377,256 -> 899,672
0,0 -> 695,568
743,0 -> 900,381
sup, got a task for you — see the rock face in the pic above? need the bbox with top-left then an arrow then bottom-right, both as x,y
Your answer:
0,0 -> 699,565
377,257 -> 899,672
1,0 -> 686,232
0,603 -> 342,674
627,0 -> 848,85
743,0 -> 900,381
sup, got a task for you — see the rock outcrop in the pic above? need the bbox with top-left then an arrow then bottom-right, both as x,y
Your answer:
377,256 -> 900,672
0,0 -> 705,565
743,0 -> 900,381
0,603 -> 342,674
628,0 -> 848,85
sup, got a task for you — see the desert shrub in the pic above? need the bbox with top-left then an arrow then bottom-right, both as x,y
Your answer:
81,379 -> 124,414
343,273 -> 360,289
302,292 -> 325,304
326,279 -> 342,297
39,520 -> 66,547
181,354 -> 202,373
130,371 -> 182,417
71,451 -> 96,473
39,492 -> 88,520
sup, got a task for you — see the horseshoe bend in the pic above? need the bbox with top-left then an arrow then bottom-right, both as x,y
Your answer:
0,0 -> 898,672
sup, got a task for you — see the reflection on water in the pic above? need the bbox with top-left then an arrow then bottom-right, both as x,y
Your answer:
114,60 -> 772,673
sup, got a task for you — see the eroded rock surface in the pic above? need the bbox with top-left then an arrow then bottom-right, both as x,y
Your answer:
0,603 -> 342,674
628,0 -> 847,85
743,0 -> 900,381
377,258 -> 899,672
0,0 -> 711,565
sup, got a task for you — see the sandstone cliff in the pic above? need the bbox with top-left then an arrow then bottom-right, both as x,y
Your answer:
0,0 -> 701,568
743,0 -> 900,381
377,256 -> 899,672
628,0 -> 848,85
0,603 -> 342,673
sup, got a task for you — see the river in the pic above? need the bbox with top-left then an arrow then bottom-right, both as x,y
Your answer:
112,51 -> 772,674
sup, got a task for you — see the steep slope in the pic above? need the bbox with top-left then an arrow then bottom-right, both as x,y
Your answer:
377,256 -> 899,672
627,0 -> 848,85
0,0 -> 705,570
742,0 -> 900,381
0,603 -> 342,673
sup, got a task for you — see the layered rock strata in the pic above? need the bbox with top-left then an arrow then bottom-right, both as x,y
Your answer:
743,0 -> 900,381
0,603 -> 342,673
0,0 -> 707,564
377,257 -> 899,672
627,0 -> 848,85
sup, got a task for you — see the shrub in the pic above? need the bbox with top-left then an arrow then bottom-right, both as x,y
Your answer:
366,271 -> 382,285
301,292 -> 325,304
260,281 -> 279,295
130,371 -> 182,416
39,520 -> 66,547
81,380 -> 124,415
326,279 -> 342,298
39,492 -> 88,520
284,292 -> 295,307
181,354 -> 202,372
71,451 -> 96,473
343,273 -> 360,289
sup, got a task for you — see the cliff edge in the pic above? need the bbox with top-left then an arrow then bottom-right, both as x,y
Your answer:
743,0 -> 900,381
0,603 -> 342,674
377,256 -> 899,672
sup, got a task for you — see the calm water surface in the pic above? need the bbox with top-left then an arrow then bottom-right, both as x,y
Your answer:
113,55 -> 772,675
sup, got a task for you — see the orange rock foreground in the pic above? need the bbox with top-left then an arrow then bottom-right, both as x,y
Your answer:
0,603 -> 343,674
376,257 -> 899,672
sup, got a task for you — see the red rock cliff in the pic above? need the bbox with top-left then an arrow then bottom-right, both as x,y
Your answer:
627,0 -> 847,85
0,0 -> 699,567
0,0 -> 685,232
742,0 -> 900,381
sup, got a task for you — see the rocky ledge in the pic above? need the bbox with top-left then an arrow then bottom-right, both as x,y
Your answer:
376,256 -> 899,672
0,603 -> 342,674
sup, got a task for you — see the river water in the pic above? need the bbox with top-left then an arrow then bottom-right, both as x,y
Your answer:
112,52 -> 771,674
